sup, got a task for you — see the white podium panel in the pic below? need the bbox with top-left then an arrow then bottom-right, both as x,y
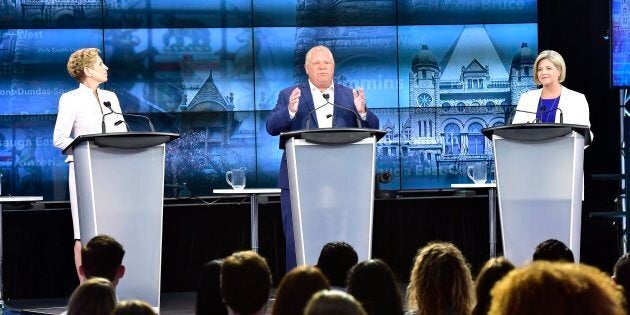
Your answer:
73,141 -> 165,308
286,137 -> 377,265
493,131 -> 584,265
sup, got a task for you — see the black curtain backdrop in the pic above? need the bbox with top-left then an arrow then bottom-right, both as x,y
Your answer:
538,0 -> 622,271
2,0 -> 625,299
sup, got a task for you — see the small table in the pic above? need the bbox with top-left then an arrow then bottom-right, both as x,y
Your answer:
0,196 -> 43,305
212,189 -> 281,253
451,183 -> 498,258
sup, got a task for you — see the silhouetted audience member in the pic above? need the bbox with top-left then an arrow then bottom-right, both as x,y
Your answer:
272,265 -> 330,315
112,300 -> 156,315
67,277 -> 117,315
532,239 -> 574,262
346,259 -> 404,315
304,290 -> 368,315
613,253 -> 630,312
316,241 -> 359,288
196,259 -> 227,315
221,251 -> 272,315
80,234 -> 126,287
407,242 -> 475,315
472,257 -> 515,315
489,261 -> 624,315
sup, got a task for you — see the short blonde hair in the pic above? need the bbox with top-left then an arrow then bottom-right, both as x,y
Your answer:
305,45 -> 334,65
489,261 -> 625,315
533,50 -> 566,85
67,48 -> 101,82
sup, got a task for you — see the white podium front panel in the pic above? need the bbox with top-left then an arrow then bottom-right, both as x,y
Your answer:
493,132 -> 584,265
74,141 -> 165,308
286,137 -> 376,265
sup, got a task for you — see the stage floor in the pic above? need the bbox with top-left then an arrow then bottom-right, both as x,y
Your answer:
6,292 -> 197,315
7,291 -> 278,315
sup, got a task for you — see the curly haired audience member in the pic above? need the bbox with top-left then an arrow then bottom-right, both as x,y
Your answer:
406,242 -> 475,315
272,265 -> 330,315
347,259 -> 404,315
489,261 -> 624,315
471,257 -> 515,315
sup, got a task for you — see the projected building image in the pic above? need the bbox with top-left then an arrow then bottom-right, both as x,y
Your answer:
0,0 -> 538,199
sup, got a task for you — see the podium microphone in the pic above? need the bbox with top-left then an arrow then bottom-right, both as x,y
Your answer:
322,93 -> 362,128
101,102 -> 117,133
103,101 -> 155,132
305,96 -> 332,129
510,107 -> 564,124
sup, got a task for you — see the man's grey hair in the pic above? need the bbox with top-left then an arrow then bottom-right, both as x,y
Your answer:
305,45 -> 335,65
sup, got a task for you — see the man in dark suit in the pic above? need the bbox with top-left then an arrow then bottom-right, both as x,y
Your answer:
266,45 -> 379,271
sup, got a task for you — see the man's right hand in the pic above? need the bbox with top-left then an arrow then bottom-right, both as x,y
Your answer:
288,87 -> 301,114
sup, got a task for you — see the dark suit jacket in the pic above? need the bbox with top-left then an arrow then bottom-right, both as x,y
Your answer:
266,83 -> 380,189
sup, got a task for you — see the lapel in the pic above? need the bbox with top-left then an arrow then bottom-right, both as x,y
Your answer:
300,83 -> 318,128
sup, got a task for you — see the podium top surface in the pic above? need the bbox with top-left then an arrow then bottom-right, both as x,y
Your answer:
482,123 -> 590,144
0,196 -> 43,203
279,128 -> 386,150
451,183 -> 497,189
63,132 -> 180,154
213,188 -> 281,195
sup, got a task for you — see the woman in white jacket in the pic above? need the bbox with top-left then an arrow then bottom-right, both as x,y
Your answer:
512,50 -> 592,135
52,48 -> 126,282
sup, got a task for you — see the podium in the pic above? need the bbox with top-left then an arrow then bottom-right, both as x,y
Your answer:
280,128 -> 385,265
482,124 -> 590,265
64,132 -> 178,309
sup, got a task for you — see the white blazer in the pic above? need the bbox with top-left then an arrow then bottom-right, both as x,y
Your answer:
53,83 -> 127,162
513,85 -> 593,141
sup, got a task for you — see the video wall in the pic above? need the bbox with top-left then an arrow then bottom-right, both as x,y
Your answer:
0,0 -> 538,200
612,0 -> 630,87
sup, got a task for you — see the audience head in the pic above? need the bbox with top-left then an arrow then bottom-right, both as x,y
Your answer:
221,250 -> 272,315
316,241 -> 358,287
346,259 -> 404,315
613,253 -> 630,311
614,253 -> 630,287
67,277 -> 117,315
196,259 -> 227,315
407,241 -> 474,315
472,257 -> 515,315
272,265 -> 330,315
304,290 -> 368,315
80,234 -> 126,286
532,239 -> 574,262
112,300 -> 156,315
489,261 -> 625,315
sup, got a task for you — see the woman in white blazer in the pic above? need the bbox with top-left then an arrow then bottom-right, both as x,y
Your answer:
512,50 -> 592,141
52,48 -> 127,282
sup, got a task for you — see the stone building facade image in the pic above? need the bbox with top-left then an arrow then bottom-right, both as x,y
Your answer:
382,26 -> 537,187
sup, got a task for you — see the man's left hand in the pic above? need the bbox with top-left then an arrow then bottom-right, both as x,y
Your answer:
353,88 -> 367,114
